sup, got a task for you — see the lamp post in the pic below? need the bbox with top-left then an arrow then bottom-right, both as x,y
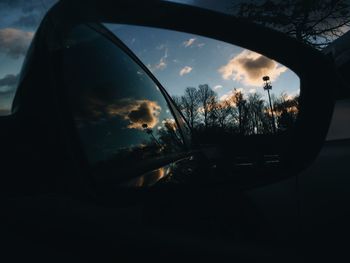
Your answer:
262,76 -> 276,133
142,123 -> 162,147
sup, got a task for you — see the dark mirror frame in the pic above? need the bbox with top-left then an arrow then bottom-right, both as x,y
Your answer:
12,0 -> 337,189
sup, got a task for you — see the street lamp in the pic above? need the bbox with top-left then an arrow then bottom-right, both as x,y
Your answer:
262,76 -> 276,133
142,123 -> 162,147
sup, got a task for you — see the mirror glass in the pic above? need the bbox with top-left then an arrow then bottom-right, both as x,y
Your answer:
62,22 -> 302,185
62,24 -> 188,182
106,24 -> 300,163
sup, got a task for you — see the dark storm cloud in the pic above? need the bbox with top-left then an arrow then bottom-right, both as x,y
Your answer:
0,74 -> 19,94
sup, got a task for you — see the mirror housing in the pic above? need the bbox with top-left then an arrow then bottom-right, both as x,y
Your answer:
12,0 -> 338,189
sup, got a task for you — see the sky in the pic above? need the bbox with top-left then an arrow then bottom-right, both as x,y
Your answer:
0,0 -> 301,116
0,0 -> 348,140
0,0 -> 58,115
106,23 -> 300,103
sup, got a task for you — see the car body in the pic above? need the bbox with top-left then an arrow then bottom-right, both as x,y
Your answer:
0,1 -> 348,262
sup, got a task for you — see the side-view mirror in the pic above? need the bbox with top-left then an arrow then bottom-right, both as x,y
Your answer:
12,0 -> 337,191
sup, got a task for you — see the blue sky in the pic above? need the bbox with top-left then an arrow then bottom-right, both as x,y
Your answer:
106,23 -> 300,102
0,0 -> 349,143
0,0 -> 300,116
5,0 -> 350,117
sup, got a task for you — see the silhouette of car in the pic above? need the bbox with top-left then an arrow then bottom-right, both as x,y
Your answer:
0,1 -> 346,262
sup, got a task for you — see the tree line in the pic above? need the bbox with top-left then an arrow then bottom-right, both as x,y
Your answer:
172,84 -> 299,136
232,0 -> 350,49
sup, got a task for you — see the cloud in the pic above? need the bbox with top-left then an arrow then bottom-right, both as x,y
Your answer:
249,88 -> 256,93
162,118 -> 177,131
155,60 -> 167,70
107,99 -> 161,130
0,74 -> 19,94
219,88 -> 244,102
219,91 -> 234,102
213,85 -> 223,90
155,58 -> 167,70
156,48 -> 168,70
13,14 -> 40,27
150,48 -> 168,71
0,28 -> 34,58
156,43 -> 166,50
0,0 -> 47,11
218,50 -> 287,87
7,0 -> 58,14
179,66 -> 192,76
183,38 -> 196,47
197,43 -> 205,48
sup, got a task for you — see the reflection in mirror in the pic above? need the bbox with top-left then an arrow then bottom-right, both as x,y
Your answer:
62,24 -> 186,182
107,24 -> 300,164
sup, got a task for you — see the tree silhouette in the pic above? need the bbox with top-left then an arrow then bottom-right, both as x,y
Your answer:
233,0 -> 350,49
229,89 -> 248,134
246,92 -> 267,134
175,87 -> 200,129
273,93 -> 299,131
214,100 -> 233,129
172,85 -> 300,139
197,84 -> 217,128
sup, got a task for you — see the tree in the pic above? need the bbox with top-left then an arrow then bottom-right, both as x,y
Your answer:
180,87 -> 200,129
246,93 -> 267,134
207,95 -> 219,128
214,100 -> 233,129
233,0 -> 350,48
229,89 -> 248,134
197,84 -> 217,128
174,83 -> 300,137
273,93 -> 299,131
172,95 -> 183,111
